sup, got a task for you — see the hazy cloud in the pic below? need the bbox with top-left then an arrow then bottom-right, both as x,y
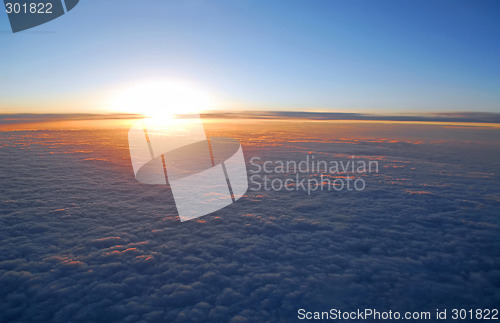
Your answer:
0,126 -> 499,322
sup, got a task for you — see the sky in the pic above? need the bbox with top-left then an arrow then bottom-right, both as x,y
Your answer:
1,0 -> 500,114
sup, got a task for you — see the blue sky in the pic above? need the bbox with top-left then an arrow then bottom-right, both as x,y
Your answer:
1,0 -> 499,114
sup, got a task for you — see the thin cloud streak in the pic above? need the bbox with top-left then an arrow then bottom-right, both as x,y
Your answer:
0,113 -> 143,125
1,111 -> 500,125
201,111 -> 500,124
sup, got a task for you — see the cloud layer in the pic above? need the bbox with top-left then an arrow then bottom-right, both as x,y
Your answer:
2,110 -> 500,126
0,124 -> 499,322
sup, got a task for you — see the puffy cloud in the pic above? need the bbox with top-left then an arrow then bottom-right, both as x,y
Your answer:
0,124 -> 499,322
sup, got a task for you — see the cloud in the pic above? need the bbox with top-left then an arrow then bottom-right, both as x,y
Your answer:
2,111 -> 500,127
201,111 -> 500,124
0,113 -> 143,125
0,124 -> 499,322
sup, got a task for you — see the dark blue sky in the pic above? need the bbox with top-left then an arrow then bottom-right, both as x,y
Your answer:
1,0 -> 499,113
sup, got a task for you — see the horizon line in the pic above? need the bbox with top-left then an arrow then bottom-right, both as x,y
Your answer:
0,110 -> 499,125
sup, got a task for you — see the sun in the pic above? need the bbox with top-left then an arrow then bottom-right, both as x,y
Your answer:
109,80 -> 215,118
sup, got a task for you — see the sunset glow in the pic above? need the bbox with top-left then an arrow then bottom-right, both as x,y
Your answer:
2,1 -> 500,321
108,80 -> 215,118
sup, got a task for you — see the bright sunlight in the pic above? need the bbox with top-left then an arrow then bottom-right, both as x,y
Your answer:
109,80 -> 215,118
